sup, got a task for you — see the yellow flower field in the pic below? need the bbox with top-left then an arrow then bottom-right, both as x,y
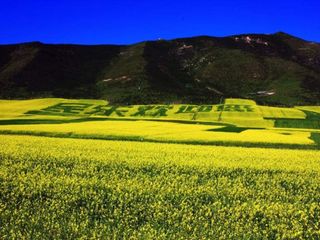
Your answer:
0,135 -> 319,239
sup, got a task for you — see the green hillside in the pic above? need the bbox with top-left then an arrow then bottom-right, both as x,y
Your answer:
1,32 -> 320,105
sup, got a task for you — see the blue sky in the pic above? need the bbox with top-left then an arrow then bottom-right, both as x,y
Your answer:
0,0 -> 319,44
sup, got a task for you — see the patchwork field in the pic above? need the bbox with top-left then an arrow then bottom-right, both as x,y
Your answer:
0,97 -> 319,147
0,98 -> 319,239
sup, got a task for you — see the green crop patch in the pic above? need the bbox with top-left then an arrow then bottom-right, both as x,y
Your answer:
25,102 -> 258,120
131,105 -> 174,117
310,132 -> 320,145
218,104 -> 255,112
271,110 -> 320,129
44,103 -> 94,114
25,102 -> 225,120
207,126 -> 263,133
175,105 -> 213,113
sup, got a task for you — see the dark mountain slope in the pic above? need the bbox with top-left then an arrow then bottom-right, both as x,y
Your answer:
0,42 -> 122,98
0,33 -> 319,105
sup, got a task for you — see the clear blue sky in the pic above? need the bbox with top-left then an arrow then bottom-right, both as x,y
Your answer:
0,0 -> 319,44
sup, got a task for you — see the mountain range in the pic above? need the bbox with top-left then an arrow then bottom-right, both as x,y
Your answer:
0,32 -> 319,105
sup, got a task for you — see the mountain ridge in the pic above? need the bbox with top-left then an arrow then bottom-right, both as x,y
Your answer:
1,32 -> 319,105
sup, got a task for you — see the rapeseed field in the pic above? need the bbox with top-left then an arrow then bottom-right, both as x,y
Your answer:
1,135 -> 320,239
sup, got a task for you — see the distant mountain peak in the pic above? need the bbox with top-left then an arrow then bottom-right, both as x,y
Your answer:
0,33 -> 319,105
